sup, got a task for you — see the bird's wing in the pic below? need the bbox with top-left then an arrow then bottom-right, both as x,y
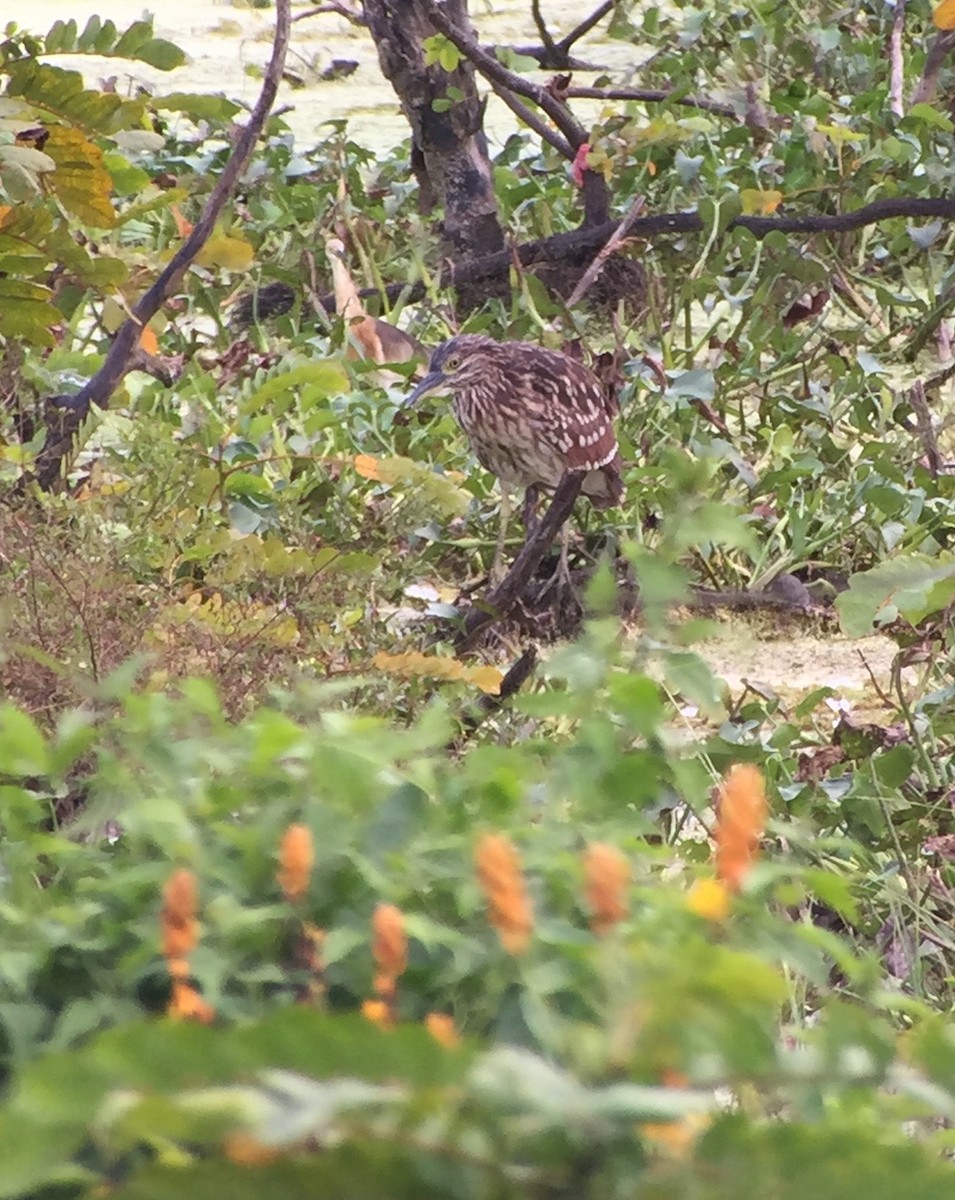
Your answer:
533,353 -> 620,472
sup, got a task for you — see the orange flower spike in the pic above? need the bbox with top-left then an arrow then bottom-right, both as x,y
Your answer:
371,904 -> 407,993
361,998 -> 392,1029
161,868 -> 199,961
425,1012 -> 460,1048
715,764 -> 768,891
169,980 -> 215,1024
474,833 -> 534,956
277,823 -> 314,903
583,843 -> 630,936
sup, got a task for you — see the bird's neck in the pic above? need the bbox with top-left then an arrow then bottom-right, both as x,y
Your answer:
330,259 -> 365,322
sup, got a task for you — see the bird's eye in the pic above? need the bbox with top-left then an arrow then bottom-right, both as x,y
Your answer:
444,354 -> 461,371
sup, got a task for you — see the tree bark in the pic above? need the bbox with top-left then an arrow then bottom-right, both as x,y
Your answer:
362,0 -> 505,262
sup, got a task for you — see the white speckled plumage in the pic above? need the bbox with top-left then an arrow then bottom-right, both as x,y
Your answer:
405,334 -> 624,509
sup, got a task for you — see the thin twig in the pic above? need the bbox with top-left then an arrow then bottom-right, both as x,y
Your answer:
912,29 -> 955,105
7,1 -> 292,498
530,0 -> 556,56
558,0 -> 616,51
487,78 -> 573,157
564,194 -> 646,308
889,0 -> 906,118
856,649 -> 895,707
907,378 -> 941,479
562,84 -> 736,118
292,2 -> 365,23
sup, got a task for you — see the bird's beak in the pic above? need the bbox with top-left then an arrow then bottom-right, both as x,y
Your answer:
401,371 -> 447,408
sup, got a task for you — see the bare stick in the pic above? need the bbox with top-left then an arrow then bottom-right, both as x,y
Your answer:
558,0 -> 615,51
907,378 -> 941,480
530,0 -> 557,56
561,84 -> 736,118
293,2 -> 365,24
912,30 -> 955,105
8,0 -> 292,499
564,194 -> 646,308
487,78 -> 573,157
455,473 -> 583,652
889,0 -> 906,118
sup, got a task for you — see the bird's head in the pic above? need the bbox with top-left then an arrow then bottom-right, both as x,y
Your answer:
325,237 -> 347,263
401,334 -> 494,408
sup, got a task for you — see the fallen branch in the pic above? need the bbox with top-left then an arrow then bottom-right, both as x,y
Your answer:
5,1 -> 292,499
320,193 -> 955,313
455,473 -> 583,653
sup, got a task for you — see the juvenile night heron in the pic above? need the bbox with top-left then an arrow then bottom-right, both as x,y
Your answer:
403,333 -> 624,585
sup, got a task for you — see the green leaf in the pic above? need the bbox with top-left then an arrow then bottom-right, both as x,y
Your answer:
241,362 -> 349,416
835,556 -> 955,636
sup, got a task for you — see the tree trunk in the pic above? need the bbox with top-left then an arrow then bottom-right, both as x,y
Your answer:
362,0 -> 505,263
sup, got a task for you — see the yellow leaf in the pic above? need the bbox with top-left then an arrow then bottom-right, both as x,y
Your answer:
686,877 -> 732,922
195,234 -> 255,271
935,0 -> 955,28
101,296 -> 127,334
373,650 -> 501,690
139,325 -> 159,355
354,453 -> 382,480
814,122 -> 863,145
739,188 -> 783,216
465,665 -> 503,695
44,127 -> 115,227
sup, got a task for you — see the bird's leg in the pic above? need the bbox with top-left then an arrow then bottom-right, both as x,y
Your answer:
490,489 -> 512,586
557,521 -> 574,597
521,485 -> 540,536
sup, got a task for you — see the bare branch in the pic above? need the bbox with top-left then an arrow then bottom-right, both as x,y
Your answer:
292,2 -> 365,23
889,0 -> 906,118
487,77 -> 573,157
558,0 -> 616,51
426,2 -> 588,150
505,45 -> 607,70
912,29 -> 955,105
907,379 -> 941,480
341,192 -> 955,311
561,84 -> 737,118
7,0 -> 292,498
450,647 -> 538,746
530,0 -> 557,56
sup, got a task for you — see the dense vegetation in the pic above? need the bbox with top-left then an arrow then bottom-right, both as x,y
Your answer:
1,1 -> 955,1196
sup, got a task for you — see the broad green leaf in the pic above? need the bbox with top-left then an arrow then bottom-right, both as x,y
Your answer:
835,556 -> 955,636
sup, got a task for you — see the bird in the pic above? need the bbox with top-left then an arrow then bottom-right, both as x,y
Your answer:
402,333 -> 624,588
324,237 -> 424,379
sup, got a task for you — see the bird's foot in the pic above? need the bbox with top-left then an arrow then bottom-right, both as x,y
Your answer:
539,554 -> 582,622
